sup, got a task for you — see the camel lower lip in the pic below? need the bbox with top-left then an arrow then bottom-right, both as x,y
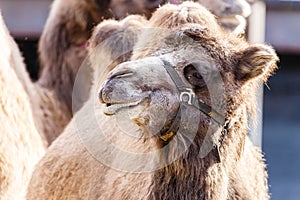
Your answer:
104,99 -> 144,115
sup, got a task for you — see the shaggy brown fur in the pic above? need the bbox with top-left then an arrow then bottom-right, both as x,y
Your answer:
0,13 -> 46,200
89,15 -> 148,83
27,2 -> 277,199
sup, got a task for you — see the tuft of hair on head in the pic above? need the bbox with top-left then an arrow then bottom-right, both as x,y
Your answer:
131,1 -> 225,60
88,15 -> 147,81
149,1 -> 220,32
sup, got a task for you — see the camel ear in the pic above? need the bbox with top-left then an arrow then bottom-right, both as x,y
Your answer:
236,44 -> 278,82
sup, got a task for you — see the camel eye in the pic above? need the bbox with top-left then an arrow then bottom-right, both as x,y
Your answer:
183,64 -> 206,88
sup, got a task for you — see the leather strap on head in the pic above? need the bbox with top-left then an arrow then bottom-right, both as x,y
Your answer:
161,59 -> 225,125
160,59 -> 228,163
160,104 -> 185,142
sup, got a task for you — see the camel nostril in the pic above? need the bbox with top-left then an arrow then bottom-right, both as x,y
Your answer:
107,69 -> 134,80
99,68 -> 133,104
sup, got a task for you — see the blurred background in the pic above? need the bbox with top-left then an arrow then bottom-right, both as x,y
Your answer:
0,0 -> 299,199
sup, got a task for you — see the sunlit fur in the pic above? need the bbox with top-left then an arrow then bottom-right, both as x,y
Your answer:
0,13 -> 46,200
27,2 -> 278,199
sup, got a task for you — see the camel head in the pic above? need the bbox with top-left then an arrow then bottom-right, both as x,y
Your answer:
99,29 -> 276,140
97,2 -> 277,162
169,0 -> 251,34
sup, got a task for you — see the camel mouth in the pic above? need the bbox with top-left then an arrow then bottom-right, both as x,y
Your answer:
103,98 -> 146,116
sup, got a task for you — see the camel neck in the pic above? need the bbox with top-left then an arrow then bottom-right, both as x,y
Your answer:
148,109 -> 248,199
33,85 -> 73,145
37,60 -> 77,112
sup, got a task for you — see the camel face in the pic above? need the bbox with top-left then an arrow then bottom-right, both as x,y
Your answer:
99,20 -> 278,143
99,32 -> 225,138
